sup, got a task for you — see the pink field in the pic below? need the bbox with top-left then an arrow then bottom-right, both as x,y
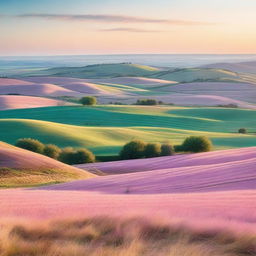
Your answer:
0,190 -> 255,234
0,95 -> 71,110
0,78 -> 82,97
76,147 -> 256,174
0,147 -> 255,234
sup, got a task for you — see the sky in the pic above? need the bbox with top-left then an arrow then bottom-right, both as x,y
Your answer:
0,0 -> 256,55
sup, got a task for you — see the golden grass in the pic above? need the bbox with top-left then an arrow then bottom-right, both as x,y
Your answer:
0,216 -> 255,256
0,167 -> 92,188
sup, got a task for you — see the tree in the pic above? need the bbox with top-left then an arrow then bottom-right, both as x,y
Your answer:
73,148 -> 95,164
238,128 -> 247,134
58,147 -> 95,164
79,96 -> 97,106
161,143 -> 174,156
182,136 -> 212,153
144,143 -> 161,158
136,99 -> 158,106
43,144 -> 61,159
58,147 -> 76,164
15,138 -> 45,154
119,140 -> 147,160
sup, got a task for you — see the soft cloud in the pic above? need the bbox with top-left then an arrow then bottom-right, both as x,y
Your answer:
15,13 -> 213,26
99,27 -> 162,33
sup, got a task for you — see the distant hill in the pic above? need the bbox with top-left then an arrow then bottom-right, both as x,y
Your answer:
151,68 -> 240,83
24,63 -> 161,79
0,95 -> 72,110
0,141 -> 94,187
201,61 -> 256,74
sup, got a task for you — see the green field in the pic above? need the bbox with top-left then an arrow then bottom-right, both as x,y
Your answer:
0,105 -> 256,155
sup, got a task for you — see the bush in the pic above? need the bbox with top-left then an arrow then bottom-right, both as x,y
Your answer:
182,136 -> 212,153
72,149 -> 95,164
15,138 -> 45,154
161,143 -> 174,156
120,140 -> 147,160
144,143 -> 161,158
238,128 -> 247,134
79,96 -> 97,106
174,145 -> 184,153
43,144 -> 61,159
58,147 -> 95,165
136,99 -> 158,106
58,147 -> 75,164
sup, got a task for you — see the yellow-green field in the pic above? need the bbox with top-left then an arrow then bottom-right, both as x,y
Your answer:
0,105 -> 255,155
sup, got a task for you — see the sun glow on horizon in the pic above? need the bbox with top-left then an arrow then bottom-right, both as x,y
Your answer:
0,0 -> 256,55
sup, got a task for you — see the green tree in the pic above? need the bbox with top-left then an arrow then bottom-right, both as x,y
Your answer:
136,99 -> 158,105
161,143 -> 174,156
15,138 -> 45,154
119,140 -> 147,160
58,147 -> 95,164
73,148 -> 95,164
79,96 -> 97,106
43,144 -> 61,159
58,147 -> 76,164
238,128 -> 247,134
144,143 -> 161,158
182,136 -> 212,153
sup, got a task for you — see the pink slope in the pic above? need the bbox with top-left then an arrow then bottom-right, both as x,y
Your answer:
76,147 -> 256,175
0,95 -> 71,110
0,190 -> 255,233
0,147 -> 255,233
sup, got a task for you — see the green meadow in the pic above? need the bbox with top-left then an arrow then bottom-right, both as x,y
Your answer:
0,105 -> 256,155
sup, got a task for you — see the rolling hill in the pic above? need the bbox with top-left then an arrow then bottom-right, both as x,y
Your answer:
45,147 -> 256,194
151,68 -> 240,83
0,95 -> 72,110
0,142 -> 94,187
202,61 -> 256,74
158,81 -> 256,104
76,147 -> 256,175
23,63 -> 161,78
0,148 -> 255,234
0,105 -> 256,155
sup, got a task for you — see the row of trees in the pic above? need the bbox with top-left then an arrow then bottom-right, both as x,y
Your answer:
119,136 -> 212,160
120,141 -> 174,160
79,96 -> 97,106
15,136 -> 212,165
15,138 -> 95,165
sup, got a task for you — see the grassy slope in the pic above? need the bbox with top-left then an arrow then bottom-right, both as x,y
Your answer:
22,64 -> 160,78
0,106 -> 256,155
19,64 -> 242,83
0,142 -> 94,188
151,68 -> 240,83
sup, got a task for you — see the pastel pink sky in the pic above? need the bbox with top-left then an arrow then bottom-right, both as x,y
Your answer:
0,0 -> 256,55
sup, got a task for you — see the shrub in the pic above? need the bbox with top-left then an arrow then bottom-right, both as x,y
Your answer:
161,143 -> 174,156
182,136 -> 212,153
136,99 -> 158,106
15,138 -> 45,154
58,147 -> 95,164
58,147 -> 76,164
144,143 -> 161,158
43,144 -> 61,159
217,104 -> 238,108
79,96 -> 97,106
238,128 -> 247,134
174,145 -> 184,152
72,148 -> 95,164
120,140 -> 147,160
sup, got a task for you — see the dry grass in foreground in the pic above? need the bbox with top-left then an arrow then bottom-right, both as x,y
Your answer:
0,217 -> 255,256
0,167 -> 92,188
